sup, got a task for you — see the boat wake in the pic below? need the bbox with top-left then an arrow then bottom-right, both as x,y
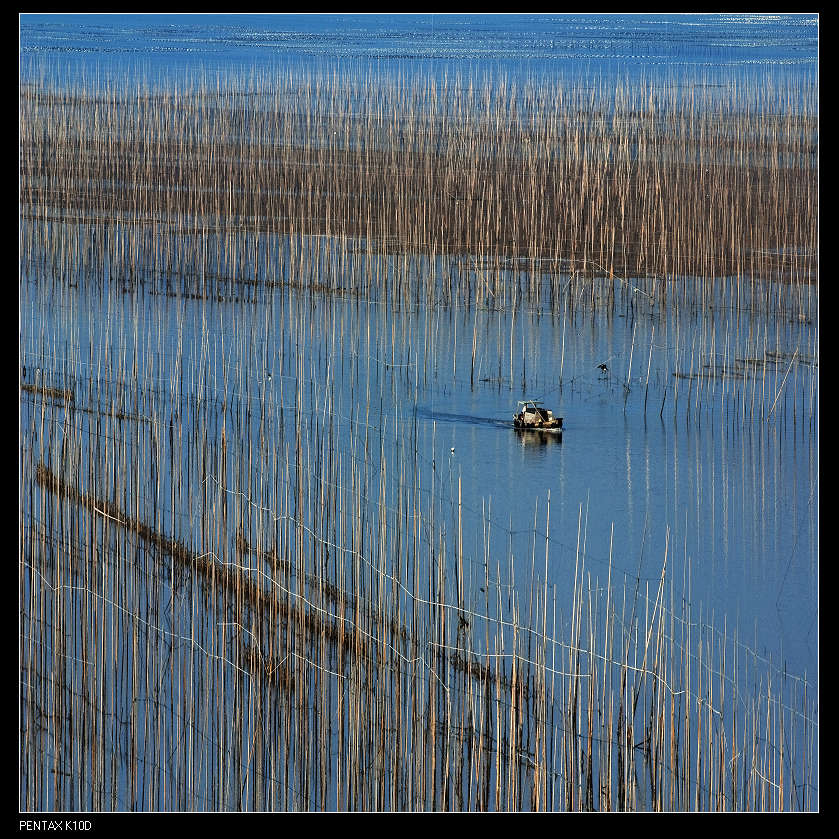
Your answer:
415,407 -> 512,430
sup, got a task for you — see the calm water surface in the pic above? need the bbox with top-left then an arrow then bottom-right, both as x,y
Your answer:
20,12 -> 818,91
20,268 -> 819,681
19,8 -> 819,679
19,13 -> 819,808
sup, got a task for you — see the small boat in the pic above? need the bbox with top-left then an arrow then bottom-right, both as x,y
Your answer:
513,400 -> 563,431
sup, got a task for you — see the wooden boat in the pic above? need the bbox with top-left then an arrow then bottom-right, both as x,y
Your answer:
513,400 -> 563,431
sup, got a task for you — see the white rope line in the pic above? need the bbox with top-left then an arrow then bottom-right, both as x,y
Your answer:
21,560 -> 250,678
199,478 -> 807,716
36,473 -> 812,717
201,471 -> 810,707
22,493 -> 818,712
21,504 -> 818,755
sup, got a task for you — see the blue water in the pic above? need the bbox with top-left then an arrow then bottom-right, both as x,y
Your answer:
19,13 -> 819,810
19,4 -> 819,694
20,12 -> 818,91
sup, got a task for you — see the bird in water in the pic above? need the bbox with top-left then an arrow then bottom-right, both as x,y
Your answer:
596,363 -> 609,374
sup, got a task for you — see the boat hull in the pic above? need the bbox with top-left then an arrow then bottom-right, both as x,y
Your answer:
513,418 -> 562,430
513,413 -> 563,430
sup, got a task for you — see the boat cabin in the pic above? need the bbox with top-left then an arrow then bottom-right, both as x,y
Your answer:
513,400 -> 562,430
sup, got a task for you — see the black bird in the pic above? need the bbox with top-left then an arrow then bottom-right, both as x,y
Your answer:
596,363 -> 609,374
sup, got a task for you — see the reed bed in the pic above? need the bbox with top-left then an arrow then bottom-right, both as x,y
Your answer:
20,411 -> 818,810
19,66 -> 818,425
20,64 -> 817,811
21,66 -> 817,314
20,279 -> 817,811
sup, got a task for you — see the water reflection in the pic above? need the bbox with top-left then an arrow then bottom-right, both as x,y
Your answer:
19,270 -> 817,681
18,12 -> 819,814
513,427 -> 563,449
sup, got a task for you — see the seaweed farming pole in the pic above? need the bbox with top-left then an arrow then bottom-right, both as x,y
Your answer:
20,68 -> 817,308
20,63 -> 817,813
